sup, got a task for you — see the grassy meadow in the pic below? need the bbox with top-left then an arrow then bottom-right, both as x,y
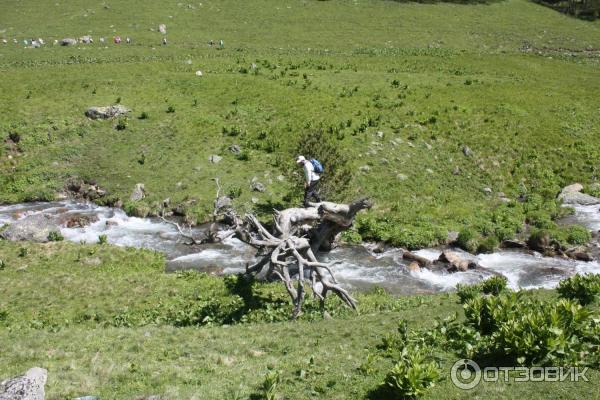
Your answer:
1,240 -> 599,399
1,0 -> 599,247
2,0 -> 600,399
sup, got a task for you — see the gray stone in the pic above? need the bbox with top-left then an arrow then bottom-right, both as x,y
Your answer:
59,38 -> 77,46
85,105 -> 130,120
396,173 -> 408,181
446,231 -> 459,244
501,239 -> 527,249
251,182 -> 266,192
209,155 -> 222,164
558,184 -> 600,205
276,175 -> 285,182
359,165 -> 370,173
483,187 -> 492,195
214,196 -> 232,211
462,145 -> 473,157
0,367 -> 47,400
376,131 -> 384,138
228,144 -> 241,154
79,35 -> 93,44
130,183 -> 145,202
452,166 -> 461,175
439,250 -> 478,272
0,214 -> 60,243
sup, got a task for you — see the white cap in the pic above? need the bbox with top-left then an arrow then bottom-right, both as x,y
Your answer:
296,155 -> 306,164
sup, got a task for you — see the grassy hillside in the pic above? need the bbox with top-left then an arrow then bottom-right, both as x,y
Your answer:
1,241 -> 599,399
1,0 -> 600,247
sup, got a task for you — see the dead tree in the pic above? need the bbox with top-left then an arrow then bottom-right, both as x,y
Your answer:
160,178 -> 372,318
233,198 -> 372,319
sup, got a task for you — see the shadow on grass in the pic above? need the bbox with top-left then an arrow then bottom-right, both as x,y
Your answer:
388,0 -> 505,4
366,384 -> 405,400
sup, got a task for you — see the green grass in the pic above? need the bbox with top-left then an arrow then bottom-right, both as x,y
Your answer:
1,0 -> 599,245
2,2 -> 600,397
1,240 -> 599,399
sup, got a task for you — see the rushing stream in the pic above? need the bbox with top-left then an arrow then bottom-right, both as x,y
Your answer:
1,201 -> 600,295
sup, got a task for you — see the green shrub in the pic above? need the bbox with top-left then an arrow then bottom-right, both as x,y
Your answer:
98,234 -> 108,245
123,201 -> 151,218
47,231 -> 64,242
138,111 -> 149,120
384,346 -> 441,398
166,105 -> 176,113
564,225 -> 592,246
557,274 -> 600,305
456,228 -> 479,253
456,276 -> 508,303
340,230 -> 362,244
462,292 -> 595,365
235,152 -> 250,161
115,118 -> 127,131
480,275 -> 508,295
260,370 -> 281,400
526,210 -> 556,229
477,236 -> 499,253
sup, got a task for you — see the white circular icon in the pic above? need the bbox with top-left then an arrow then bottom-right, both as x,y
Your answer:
450,359 -> 481,390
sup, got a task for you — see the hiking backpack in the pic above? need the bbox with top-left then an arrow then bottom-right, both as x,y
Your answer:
310,159 -> 324,174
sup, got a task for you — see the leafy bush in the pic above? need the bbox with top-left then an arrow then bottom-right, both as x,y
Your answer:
480,275 -> 508,295
564,225 -> 592,246
456,228 -> 479,253
47,231 -> 64,242
115,118 -> 127,131
461,292 -> 596,365
98,234 -> 108,245
385,346 -> 441,398
340,230 -> 362,244
557,274 -> 600,305
138,111 -> 149,120
235,152 -> 250,161
259,370 -> 281,400
528,225 -> 591,252
456,276 -> 508,303
166,105 -> 176,113
356,217 -> 446,250
477,236 -> 499,253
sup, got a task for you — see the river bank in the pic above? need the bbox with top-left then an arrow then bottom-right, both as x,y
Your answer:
2,200 -> 599,295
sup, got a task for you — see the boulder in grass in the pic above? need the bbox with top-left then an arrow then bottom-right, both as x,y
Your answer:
130,183 -> 146,202
0,214 -> 60,243
59,38 -> 77,46
557,183 -> 600,205
85,105 -> 130,120
0,367 -> 47,400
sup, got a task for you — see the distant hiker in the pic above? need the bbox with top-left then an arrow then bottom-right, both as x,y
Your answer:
208,39 -> 214,46
219,39 -> 224,49
126,36 -> 131,44
114,36 -> 121,44
162,37 -> 167,45
297,155 -> 322,207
